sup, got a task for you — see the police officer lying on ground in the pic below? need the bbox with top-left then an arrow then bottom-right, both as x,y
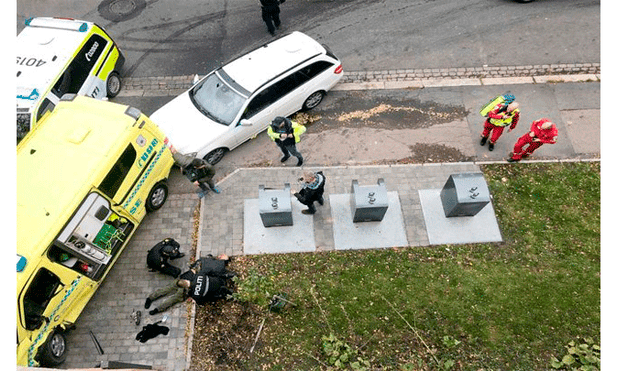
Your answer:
146,238 -> 185,278
145,254 -> 235,314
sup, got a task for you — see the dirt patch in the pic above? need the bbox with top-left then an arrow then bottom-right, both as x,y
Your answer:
300,94 -> 469,132
397,142 -> 473,164
190,300 -> 265,370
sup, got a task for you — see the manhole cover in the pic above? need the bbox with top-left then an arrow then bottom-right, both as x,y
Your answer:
98,0 -> 146,22
111,0 -> 136,14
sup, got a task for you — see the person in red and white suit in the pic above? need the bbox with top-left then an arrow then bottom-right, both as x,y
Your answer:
508,118 -> 558,162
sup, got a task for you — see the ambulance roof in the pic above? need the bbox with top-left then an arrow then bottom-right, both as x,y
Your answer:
222,31 -> 325,93
16,96 -> 137,271
16,18 -> 97,110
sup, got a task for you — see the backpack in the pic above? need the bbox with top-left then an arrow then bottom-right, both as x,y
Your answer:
479,94 -> 515,117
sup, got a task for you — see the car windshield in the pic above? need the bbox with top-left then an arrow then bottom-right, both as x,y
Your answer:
189,70 -> 248,126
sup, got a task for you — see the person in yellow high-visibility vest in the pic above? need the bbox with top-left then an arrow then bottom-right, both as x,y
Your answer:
480,101 -> 520,151
267,116 -> 306,166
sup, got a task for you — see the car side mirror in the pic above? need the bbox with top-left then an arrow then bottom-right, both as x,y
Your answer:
192,74 -> 200,84
239,119 -> 253,127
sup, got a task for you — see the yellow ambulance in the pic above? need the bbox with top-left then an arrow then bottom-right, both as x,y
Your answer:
17,17 -> 125,140
16,95 -> 174,367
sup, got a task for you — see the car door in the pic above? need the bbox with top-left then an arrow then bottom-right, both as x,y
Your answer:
19,265 -> 95,351
285,60 -> 336,111
61,34 -> 108,99
231,71 -> 308,147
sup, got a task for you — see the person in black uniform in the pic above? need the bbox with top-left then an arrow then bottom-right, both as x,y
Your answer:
260,0 -> 285,36
146,238 -> 185,278
146,254 -> 235,315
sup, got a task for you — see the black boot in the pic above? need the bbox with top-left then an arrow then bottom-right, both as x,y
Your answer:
488,142 -> 495,151
480,137 -> 488,146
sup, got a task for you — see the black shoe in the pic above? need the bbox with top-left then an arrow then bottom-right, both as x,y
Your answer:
488,142 -> 494,151
296,159 -> 303,167
149,308 -> 159,315
301,209 -> 315,215
507,157 -> 519,163
144,298 -> 152,309
480,137 -> 488,146
280,156 -> 290,163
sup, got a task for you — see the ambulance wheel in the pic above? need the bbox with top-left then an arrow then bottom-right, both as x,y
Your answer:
204,148 -> 228,165
37,331 -> 67,367
302,91 -> 325,111
106,72 -> 122,98
146,182 -> 168,212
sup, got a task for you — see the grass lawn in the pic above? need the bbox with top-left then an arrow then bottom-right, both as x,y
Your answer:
191,162 -> 600,370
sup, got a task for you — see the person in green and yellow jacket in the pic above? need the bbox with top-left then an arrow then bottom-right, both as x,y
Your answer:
267,116 -> 306,166
480,101 -> 520,151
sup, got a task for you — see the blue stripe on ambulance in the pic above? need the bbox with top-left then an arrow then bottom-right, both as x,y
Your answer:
123,142 -> 168,213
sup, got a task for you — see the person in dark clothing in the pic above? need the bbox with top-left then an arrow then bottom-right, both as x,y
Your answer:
146,238 -> 185,278
294,171 -> 326,215
187,272 -> 234,305
145,255 -> 234,314
260,0 -> 285,36
171,148 -> 220,198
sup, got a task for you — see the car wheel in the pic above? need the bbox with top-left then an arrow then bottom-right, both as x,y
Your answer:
37,331 -> 67,367
106,72 -> 122,98
146,181 -> 168,212
204,148 -> 228,165
302,91 -> 325,111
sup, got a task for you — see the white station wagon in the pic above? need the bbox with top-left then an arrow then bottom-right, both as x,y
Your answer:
150,31 -> 343,164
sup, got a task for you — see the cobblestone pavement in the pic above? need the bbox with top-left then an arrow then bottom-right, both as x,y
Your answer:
63,194 -> 200,371
60,63 -> 600,370
119,63 -> 600,97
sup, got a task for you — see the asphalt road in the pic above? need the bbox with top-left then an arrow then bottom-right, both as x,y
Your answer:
17,0 -> 600,76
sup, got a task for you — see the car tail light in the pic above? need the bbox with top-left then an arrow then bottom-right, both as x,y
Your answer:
334,64 -> 343,74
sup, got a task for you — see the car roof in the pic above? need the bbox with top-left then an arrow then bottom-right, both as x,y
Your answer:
221,31 -> 326,93
16,18 -> 97,109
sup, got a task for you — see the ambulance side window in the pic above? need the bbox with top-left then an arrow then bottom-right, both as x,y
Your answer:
63,34 -> 108,94
22,268 -> 61,330
99,144 -> 136,199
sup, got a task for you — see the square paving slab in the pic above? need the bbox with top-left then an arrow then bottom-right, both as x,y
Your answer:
419,189 -> 502,245
330,192 -> 408,250
244,197 -> 316,254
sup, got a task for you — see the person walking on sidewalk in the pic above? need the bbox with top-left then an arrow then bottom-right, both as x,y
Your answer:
480,101 -> 521,151
267,116 -> 306,166
260,0 -> 285,36
294,171 -> 326,215
508,118 -> 558,162
171,148 -> 220,198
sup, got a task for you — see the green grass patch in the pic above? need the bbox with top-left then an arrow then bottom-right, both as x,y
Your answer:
193,162 -> 600,370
